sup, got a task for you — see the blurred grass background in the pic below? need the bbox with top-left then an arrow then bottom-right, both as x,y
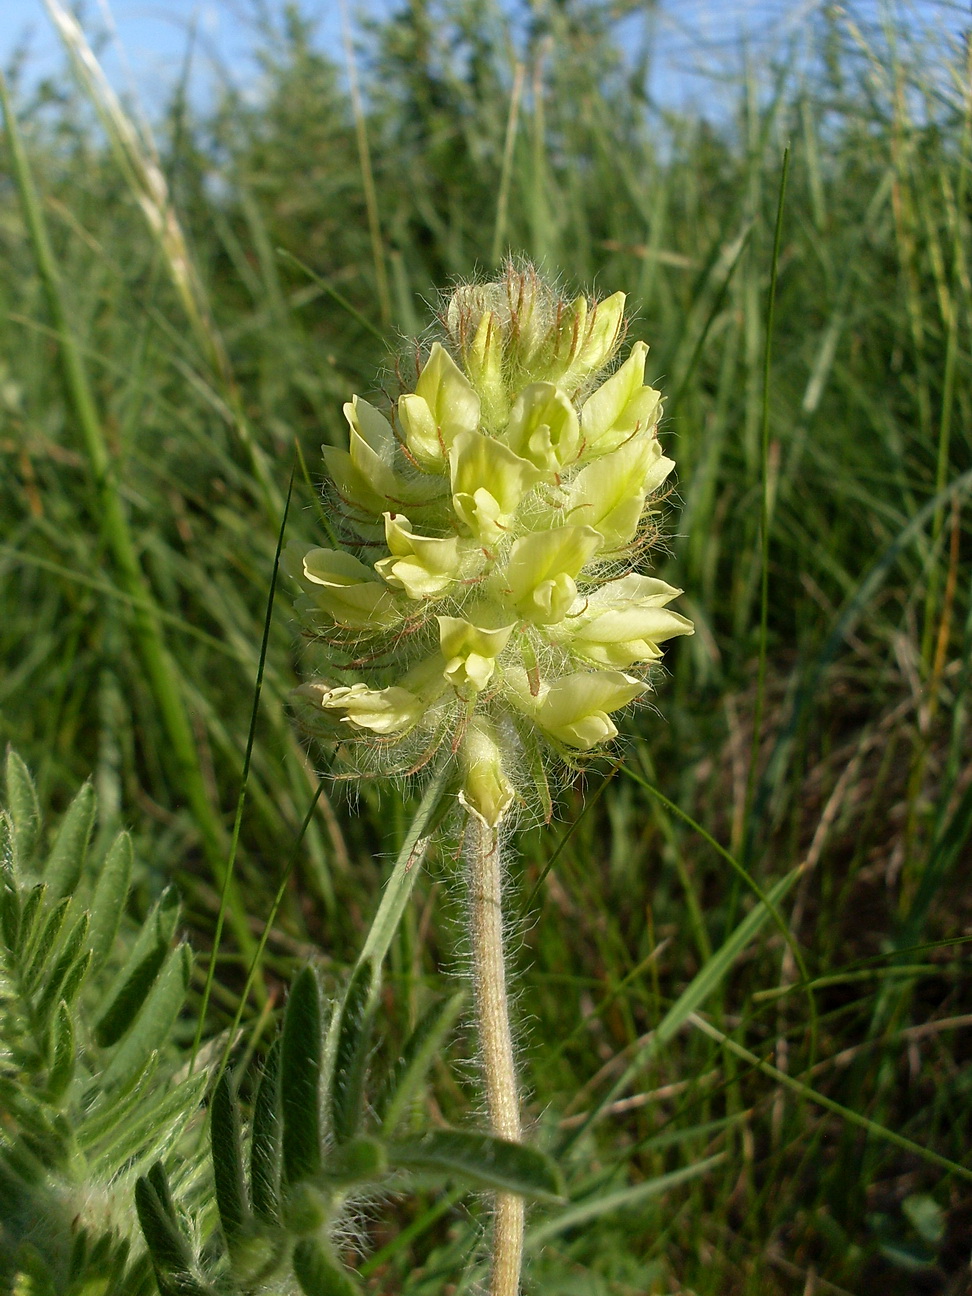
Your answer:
2,0 -> 972,1291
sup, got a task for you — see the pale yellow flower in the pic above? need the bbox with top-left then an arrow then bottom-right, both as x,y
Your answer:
291,265 -> 693,825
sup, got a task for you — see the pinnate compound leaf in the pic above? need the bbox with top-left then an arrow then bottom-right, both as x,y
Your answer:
330,962 -> 375,1145
36,912 -> 89,1024
88,831 -> 133,968
292,1239 -> 362,1296
44,782 -> 95,899
135,1165 -> 214,1296
22,896 -> 71,994
90,1072 -> 207,1180
389,1131 -> 565,1202
376,991 -> 464,1135
99,943 -> 192,1092
94,888 -> 181,1047
282,966 -> 324,1185
250,1039 -> 282,1224
44,1001 -> 75,1101
211,1072 -> 249,1251
5,750 -> 41,867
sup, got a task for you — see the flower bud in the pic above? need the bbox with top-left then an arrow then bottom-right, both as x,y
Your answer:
459,716 -> 516,826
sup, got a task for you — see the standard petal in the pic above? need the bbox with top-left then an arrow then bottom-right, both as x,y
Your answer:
325,397 -> 445,521
580,341 -> 662,457
564,574 -> 693,668
347,395 -> 397,458
399,343 -> 481,470
499,525 -> 603,625
374,513 -> 462,599
501,382 -> 581,471
535,670 -> 645,749
449,431 -> 543,541
305,683 -> 425,735
299,546 -> 403,629
566,432 -> 672,551
437,617 -> 515,693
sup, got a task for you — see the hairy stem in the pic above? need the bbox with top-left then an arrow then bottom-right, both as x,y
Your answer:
465,812 -> 523,1296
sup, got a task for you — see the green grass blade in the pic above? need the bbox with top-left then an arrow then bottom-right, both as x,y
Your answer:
526,1154 -> 724,1248
559,867 -> 800,1155
689,1013 -> 972,1185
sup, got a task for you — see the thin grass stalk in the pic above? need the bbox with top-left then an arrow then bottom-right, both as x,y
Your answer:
341,0 -> 391,328
0,71 -> 260,979
465,812 -> 523,1296
491,62 -> 526,266
744,147 -> 789,841
192,466 -> 296,1068
918,35 -> 972,666
44,0 -> 282,522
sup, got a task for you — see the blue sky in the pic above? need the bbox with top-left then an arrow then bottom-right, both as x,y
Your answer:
2,1 -> 351,105
0,1 -> 965,115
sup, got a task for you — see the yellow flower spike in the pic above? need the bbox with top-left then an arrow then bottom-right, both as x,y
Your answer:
567,574 -> 695,669
293,269 -> 697,1296
398,342 -> 481,470
580,341 -> 662,457
500,525 -> 603,625
437,617 -> 516,694
298,546 -> 404,630
374,513 -> 463,599
295,263 -> 693,813
449,430 -> 543,542
566,431 -> 674,551
459,715 -> 516,827
502,382 -> 581,471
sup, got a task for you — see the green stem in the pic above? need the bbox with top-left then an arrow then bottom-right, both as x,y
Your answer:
0,73 -> 258,981
465,812 -> 523,1296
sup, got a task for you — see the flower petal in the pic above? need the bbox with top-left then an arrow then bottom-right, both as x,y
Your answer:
500,525 -> 603,625
460,716 -> 516,826
535,670 -> 645,749
437,617 -> 515,693
374,513 -> 463,599
305,683 -> 425,735
298,546 -> 403,629
501,382 -> 580,471
556,291 -> 626,392
449,431 -> 543,541
399,342 -> 481,470
566,574 -> 693,668
566,432 -> 672,550
323,397 -> 445,523
580,342 -> 661,457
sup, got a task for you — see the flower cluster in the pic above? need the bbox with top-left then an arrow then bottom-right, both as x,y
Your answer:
289,266 -> 693,825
